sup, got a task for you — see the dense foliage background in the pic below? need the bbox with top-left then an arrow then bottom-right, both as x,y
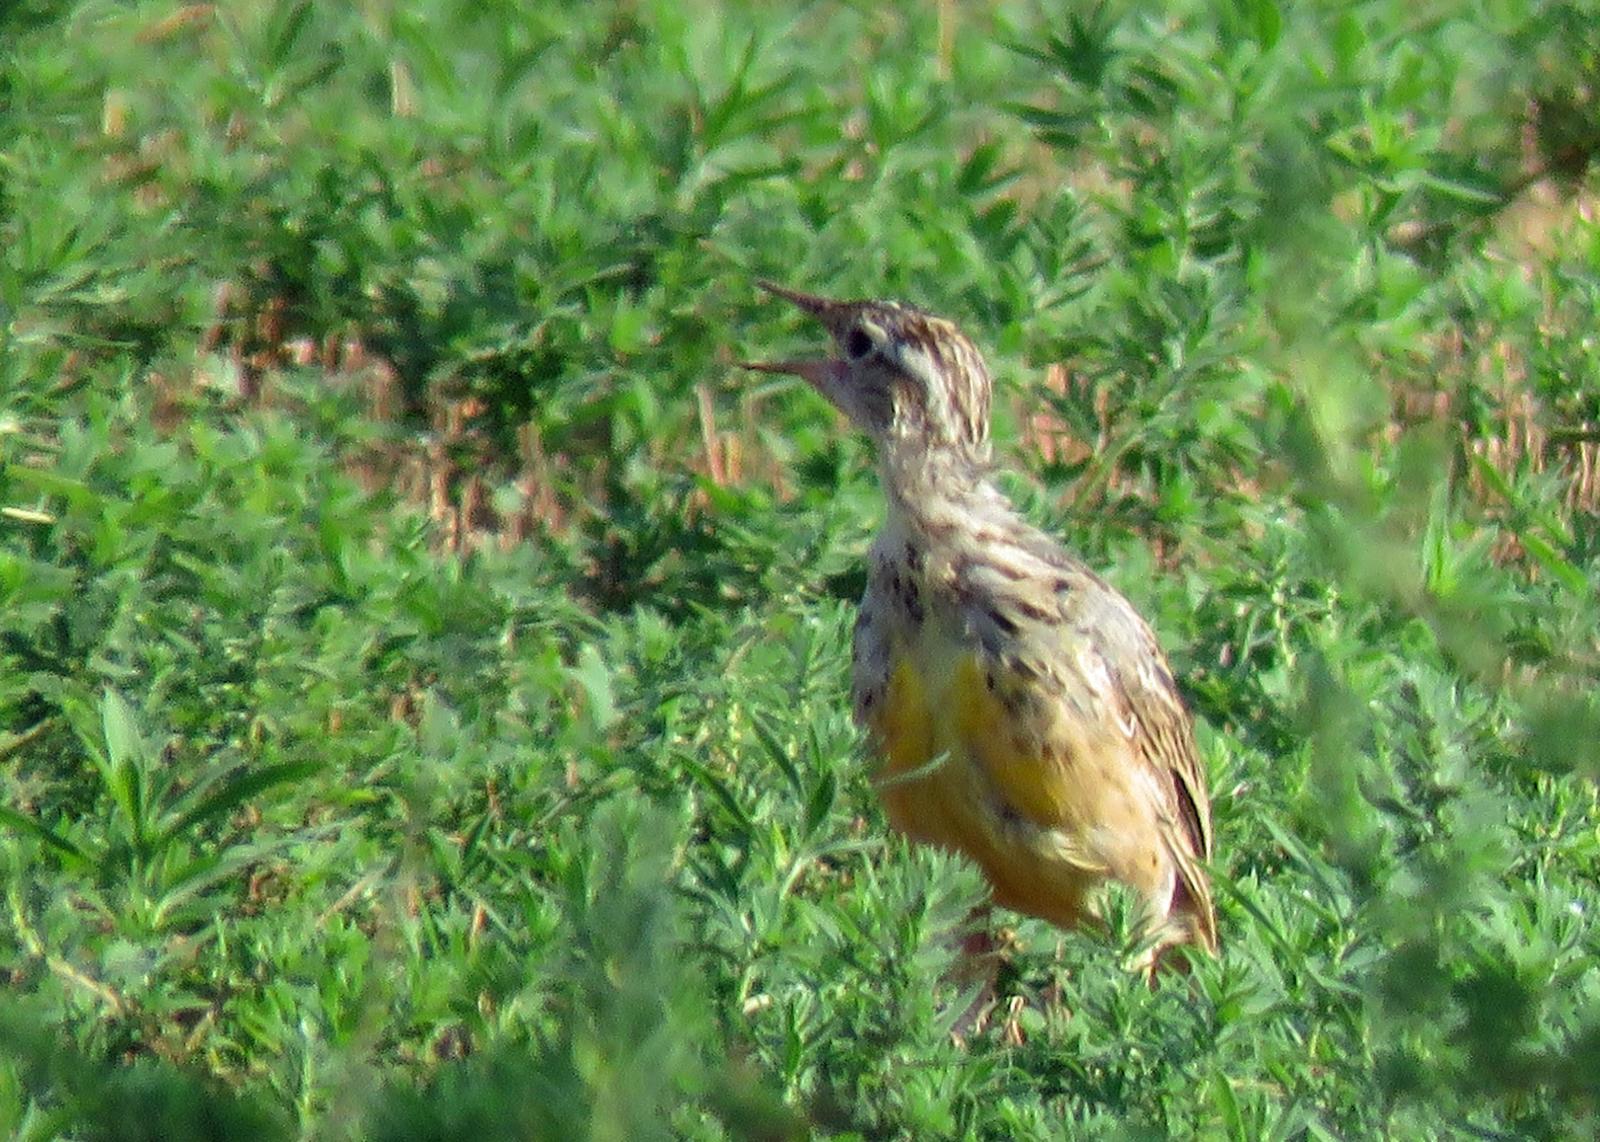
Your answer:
3,1 -> 1599,1137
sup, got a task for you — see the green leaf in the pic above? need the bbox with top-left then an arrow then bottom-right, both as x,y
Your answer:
158,762 -> 320,847
0,804 -> 93,870
1520,532 -> 1587,597
5,464 -> 102,512
571,643 -> 618,733
679,756 -> 754,837
802,768 -> 836,838
749,712 -> 804,799
100,688 -> 148,848
100,688 -> 145,773
1238,0 -> 1282,50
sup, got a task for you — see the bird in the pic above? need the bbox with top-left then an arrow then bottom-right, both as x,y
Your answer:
744,281 -> 1218,961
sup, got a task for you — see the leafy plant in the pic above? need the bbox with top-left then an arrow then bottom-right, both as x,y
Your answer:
2,0 -> 1598,1137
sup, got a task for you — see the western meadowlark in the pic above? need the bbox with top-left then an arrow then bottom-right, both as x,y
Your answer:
746,282 -> 1218,958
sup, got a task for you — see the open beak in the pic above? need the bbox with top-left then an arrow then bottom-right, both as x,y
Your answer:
753,280 -> 842,319
740,358 -> 838,386
739,281 -> 848,389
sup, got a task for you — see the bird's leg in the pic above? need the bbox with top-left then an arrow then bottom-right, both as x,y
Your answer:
946,906 -> 1016,1044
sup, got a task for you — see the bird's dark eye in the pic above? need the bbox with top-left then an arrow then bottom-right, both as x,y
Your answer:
844,328 -> 875,360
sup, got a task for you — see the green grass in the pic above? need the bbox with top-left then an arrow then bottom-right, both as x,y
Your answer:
3,0 -> 1600,1137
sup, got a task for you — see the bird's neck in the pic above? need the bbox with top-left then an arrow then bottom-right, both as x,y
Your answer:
876,442 -> 1006,543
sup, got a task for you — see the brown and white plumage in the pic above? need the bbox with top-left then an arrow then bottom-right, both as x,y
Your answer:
747,282 -> 1217,957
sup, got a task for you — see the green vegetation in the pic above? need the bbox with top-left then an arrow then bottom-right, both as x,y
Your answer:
3,1 -> 1599,1137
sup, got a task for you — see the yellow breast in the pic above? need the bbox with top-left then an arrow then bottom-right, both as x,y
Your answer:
868,644 -> 1098,926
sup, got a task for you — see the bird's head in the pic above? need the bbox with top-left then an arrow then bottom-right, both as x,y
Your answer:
744,282 -> 993,470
